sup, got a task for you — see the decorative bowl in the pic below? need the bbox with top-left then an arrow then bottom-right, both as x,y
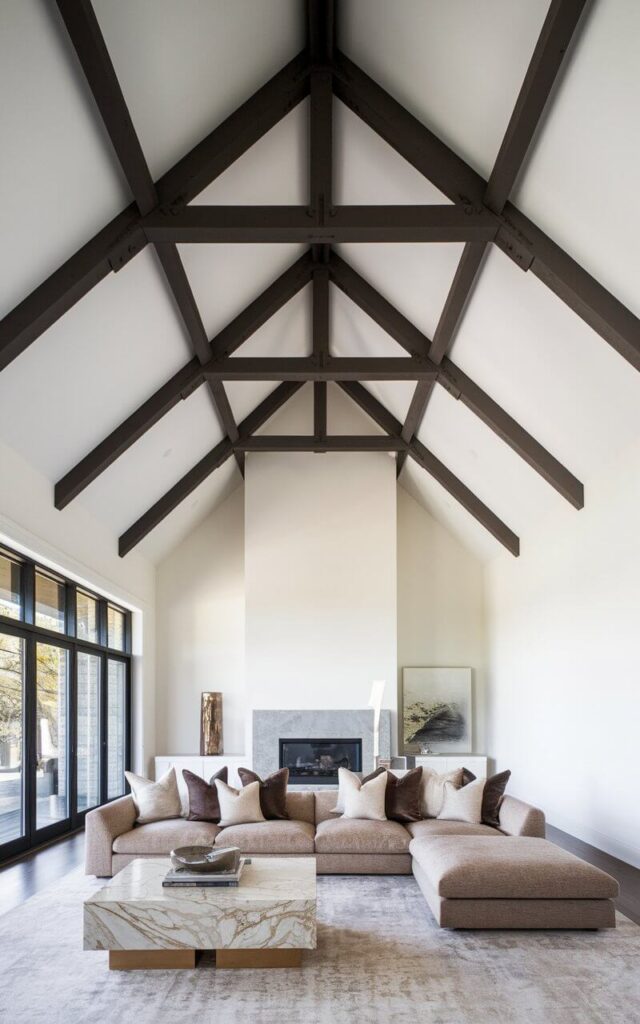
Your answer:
170,845 -> 240,873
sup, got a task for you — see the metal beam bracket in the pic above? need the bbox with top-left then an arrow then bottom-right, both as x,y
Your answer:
494,224 -> 534,272
108,228 -> 147,272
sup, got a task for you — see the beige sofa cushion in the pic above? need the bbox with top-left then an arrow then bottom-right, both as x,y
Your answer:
315,789 -> 339,824
410,836 -> 620,900
406,819 -> 501,840
315,818 -> 411,854
214,820 -> 315,853
285,791 -> 315,825
113,819 -> 220,854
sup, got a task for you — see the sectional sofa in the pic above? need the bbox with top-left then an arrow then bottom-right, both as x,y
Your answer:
85,787 -> 619,929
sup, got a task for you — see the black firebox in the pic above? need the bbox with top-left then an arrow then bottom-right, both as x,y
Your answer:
279,738 -> 362,785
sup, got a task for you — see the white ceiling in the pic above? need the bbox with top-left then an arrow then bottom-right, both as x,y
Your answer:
0,0 -> 638,565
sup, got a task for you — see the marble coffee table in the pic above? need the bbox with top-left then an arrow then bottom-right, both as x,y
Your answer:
84,856 -> 317,970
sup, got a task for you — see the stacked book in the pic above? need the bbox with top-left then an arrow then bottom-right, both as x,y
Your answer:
163,853 -> 248,888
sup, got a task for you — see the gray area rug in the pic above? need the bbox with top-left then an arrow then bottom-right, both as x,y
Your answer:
1,868 -> 639,1024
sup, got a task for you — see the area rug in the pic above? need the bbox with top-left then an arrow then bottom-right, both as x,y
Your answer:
1,868 -> 639,1024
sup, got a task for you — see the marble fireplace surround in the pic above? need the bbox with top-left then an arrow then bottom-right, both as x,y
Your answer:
252,709 -> 392,781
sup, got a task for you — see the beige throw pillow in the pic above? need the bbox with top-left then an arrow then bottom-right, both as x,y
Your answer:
215,779 -> 265,827
419,767 -> 463,818
438,778 -> 485,824
125,767 -> 182,824
335,766 -> 388,821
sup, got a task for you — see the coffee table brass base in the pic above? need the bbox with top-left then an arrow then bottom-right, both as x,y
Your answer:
109,949 -> 196,970
216,948 -> 303,969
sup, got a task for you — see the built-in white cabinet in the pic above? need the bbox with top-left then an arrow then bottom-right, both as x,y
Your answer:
154,756 -> 249,811
415,755 -> 487,777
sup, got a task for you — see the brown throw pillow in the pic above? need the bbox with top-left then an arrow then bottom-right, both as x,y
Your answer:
462,768 -> 511,827
238,767 -> 289,820
183,767 -> 228,823
361,766 -> 423,823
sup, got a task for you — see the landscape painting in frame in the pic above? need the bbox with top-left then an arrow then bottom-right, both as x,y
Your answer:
402,668 -> 472,754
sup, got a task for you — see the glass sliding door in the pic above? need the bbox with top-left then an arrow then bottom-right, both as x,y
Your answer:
107,660 -> 127,799
76,652 -> 101,813
0,632 -> 25,848
35,643 -> 69,832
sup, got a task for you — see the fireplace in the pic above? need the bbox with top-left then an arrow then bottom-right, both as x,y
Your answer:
279,738 -> 362,785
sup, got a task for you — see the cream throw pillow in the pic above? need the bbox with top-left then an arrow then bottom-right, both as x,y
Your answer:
438,778 -> 485,824
419,767 -> 463,818
334,766 -> 388,821
215,779 -> 265,827
125,767 -> 182,824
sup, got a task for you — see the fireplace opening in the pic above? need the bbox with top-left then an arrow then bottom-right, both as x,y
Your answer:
279,738 -> 362,785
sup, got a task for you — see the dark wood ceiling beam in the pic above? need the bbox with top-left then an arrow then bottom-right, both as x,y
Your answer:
236,435 -> 404,453
118,383 -> 302,557
141,205 -> 498,244
314,382 -> 328,439
54,358 -> 204,510
0,207 -> 142,373
329,251 -> 428,358
339,382 -> 519,556
0,50 -> 310,373
56,0 -> 157,214
56,0 -> 242,470
153,244 -> 243,471
209,251 -> 314,360
484,0 -> 588,214
398,1 -> 588,454
205,356 -> 436,381
397,240 -> 487,471
54,254 -> 312,508
333,49 -> 640,373
439,358 -> 584,508
328,255 -> 583,505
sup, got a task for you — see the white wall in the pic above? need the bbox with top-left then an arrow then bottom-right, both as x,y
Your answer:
245,450 -> 398,751
485,436 -> 640,868
0,438 -> 156,773
397,487 -> 487,753
155,486 -> 245,755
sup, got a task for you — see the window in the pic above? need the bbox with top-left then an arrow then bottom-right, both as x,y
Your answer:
35,643 -> 69,830
0,542 -> 132,864
0,632 -> 25,845
107,605 -> 126,651
77,652 -> 101,812
76,591 -> 99,644
107,660 -> 127,799
0,553 -> 22,620
35,572 -> 65,633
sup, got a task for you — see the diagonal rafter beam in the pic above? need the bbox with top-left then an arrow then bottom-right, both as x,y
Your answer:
118,383 -> 302,557
54,253 -> 313,509
55,0 -> 243,471
329,252 -> 583,508
339,383 -> 520,556
333,49 -> 640,374
398,0 -> 589,461
0,46 -> 310,373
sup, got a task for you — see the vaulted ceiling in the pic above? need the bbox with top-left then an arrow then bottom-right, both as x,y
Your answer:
1,0 -> 638,564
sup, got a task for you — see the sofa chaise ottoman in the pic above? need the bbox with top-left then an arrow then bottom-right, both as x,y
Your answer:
410,835 -> 619,929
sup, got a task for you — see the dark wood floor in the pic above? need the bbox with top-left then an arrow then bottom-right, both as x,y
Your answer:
0,829 -> 85,918
0,825 -> 638,925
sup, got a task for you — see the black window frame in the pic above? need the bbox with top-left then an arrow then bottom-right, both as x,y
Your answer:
0,543 -> 132,865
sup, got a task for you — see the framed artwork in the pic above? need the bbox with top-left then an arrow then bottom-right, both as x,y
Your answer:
402,667 -> 472,754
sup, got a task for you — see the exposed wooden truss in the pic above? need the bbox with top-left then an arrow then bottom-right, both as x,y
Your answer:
2,0 -> 637,557
397,0 -> 590,459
